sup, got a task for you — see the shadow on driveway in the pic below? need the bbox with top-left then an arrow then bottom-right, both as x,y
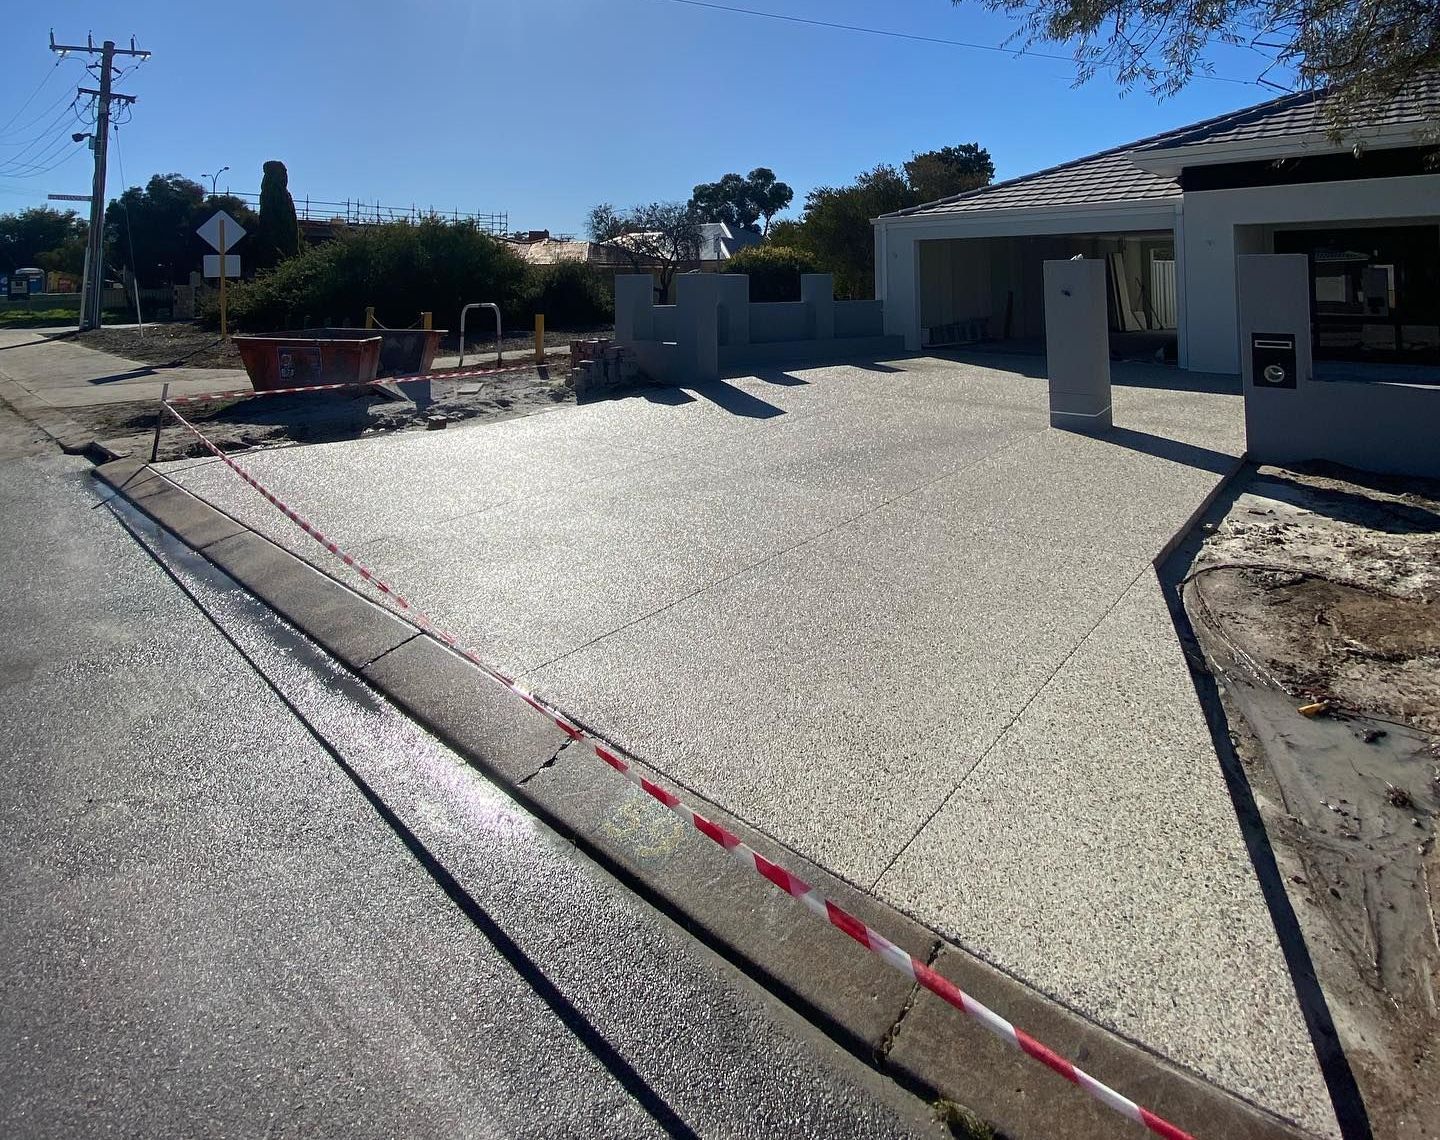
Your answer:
1100,426 -> 1239,476
692,379 -> 785,419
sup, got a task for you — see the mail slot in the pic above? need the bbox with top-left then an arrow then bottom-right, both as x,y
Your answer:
1251,332 -> 1297,389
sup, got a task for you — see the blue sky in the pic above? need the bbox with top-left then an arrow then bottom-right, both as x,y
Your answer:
1,0 -> 1278,234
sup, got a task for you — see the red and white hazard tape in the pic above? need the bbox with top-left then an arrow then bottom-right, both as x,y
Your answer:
166,379 -> 379,406
157,398 -> 1195,1140
166,361 -> 551,408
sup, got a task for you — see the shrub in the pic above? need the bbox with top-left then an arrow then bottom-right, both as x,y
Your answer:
219,218 -> 529,332
722,244 -> 820,302
516,260 -> 613,327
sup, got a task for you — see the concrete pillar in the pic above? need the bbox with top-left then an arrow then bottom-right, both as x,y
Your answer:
1237,254 -> 1311,462
1043,259 -> 1112,433
675,273 -> 721,383
715,274 -> 750,347
614,274 -> 655,344
801,273 -> 835,340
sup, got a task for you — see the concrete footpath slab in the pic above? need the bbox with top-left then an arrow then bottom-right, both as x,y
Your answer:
0,328 -> 243,408
151,355 -> 1339,1135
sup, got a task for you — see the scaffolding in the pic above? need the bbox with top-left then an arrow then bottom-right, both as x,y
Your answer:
227,192 -> 507,234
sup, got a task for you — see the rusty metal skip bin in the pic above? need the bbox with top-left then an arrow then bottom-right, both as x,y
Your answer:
232,332 -> 384,391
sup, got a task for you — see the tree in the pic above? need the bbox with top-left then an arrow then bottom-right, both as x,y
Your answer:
689,167 -> 795,235
104,177 -> 259,288
104,174 -> 205,288
257,160 -> 301,268
0,207 -> 87,273
588,201 -> 702,303
961,0 -> 1440,123
904,144 -> 996,202
797,165 -> 915,299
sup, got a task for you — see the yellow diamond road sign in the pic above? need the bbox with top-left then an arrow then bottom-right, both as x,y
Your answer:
197,209 -> 246,253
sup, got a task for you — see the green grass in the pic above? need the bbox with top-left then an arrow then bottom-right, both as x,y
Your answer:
0,306 -> 81,328
0,305 -> 135,328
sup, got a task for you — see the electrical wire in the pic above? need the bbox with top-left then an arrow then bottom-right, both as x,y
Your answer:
0,101 -> 86,177
644,0 -> 1262,86
0,57 -> 66,137
0,89 -> 82,148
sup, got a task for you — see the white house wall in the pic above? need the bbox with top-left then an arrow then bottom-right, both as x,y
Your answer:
1181,174 -> 1440,374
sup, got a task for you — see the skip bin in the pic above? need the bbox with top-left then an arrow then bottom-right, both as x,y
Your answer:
232,333 -> 384,391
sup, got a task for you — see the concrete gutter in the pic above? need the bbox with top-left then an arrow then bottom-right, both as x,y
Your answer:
93,454 -> 1320,1140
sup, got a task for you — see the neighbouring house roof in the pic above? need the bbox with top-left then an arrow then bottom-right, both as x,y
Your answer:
503,237 -> 630,267
698,221 -> 763,260
884,77 -> 1440,220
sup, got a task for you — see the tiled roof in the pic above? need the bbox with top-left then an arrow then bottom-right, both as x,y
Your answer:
886,78 -> 1440,220
1139,74 -> 1440,150
887,143 -> 1181,217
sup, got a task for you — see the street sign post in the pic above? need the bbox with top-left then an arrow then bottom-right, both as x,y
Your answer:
197,209 -> 246,338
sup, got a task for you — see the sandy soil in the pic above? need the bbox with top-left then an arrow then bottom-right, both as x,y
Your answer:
434,324 -> 613,359
76,322 -> 616,372
68,367 -> 575,463
1183,463 -> 1440,1138
78,324 -> 242,370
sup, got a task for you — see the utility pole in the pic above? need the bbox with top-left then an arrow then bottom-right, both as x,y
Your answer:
50,33 -> 151,332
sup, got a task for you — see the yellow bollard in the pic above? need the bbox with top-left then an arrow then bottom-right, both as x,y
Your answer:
535,313 -> 545,364
364,306 -> 375,330
421,311 -> 432,330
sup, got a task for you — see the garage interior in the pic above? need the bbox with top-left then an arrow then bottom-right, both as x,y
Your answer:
917,232 -> 1178,361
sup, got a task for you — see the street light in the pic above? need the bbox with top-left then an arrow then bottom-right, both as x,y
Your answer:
200,166 -> 229,196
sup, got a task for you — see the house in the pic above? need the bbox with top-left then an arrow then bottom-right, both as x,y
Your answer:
698,221 -> 763,266
872,79 -> 1440,375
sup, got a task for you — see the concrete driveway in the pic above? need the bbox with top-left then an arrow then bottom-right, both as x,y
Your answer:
163,354 -> 1336,1136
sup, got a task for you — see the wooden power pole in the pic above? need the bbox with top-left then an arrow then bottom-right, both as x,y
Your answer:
50,33 -> 151,332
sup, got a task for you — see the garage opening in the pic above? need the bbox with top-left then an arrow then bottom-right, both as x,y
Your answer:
917,232 -> 1177,361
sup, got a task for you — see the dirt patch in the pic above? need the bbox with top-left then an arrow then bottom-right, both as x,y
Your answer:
433,323 -> 613,359
77,323 -> 243,370
67,367 -> 576,463
1182,463 -> 1440,1138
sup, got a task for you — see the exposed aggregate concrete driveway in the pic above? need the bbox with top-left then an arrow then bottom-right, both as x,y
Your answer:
163,354 -> 1338,1136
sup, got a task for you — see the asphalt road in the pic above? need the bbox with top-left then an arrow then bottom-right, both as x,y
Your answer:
0,405 -> 946,1140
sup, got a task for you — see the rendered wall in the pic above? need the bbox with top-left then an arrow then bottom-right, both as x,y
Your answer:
1239,253 -> 1440,477
615,272 -> 903,383
750,302 -> 809,343
835,300 -> 884,338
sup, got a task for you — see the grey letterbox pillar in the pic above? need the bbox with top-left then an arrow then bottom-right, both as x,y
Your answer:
1237,254 -> 1311,465
1043,259 -> 1112,433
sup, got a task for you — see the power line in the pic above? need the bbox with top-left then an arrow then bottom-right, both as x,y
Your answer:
0,87 -> 81,146
0,100 -> 84,174
0,58 -> 67,137
645,0 -> 1260,86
